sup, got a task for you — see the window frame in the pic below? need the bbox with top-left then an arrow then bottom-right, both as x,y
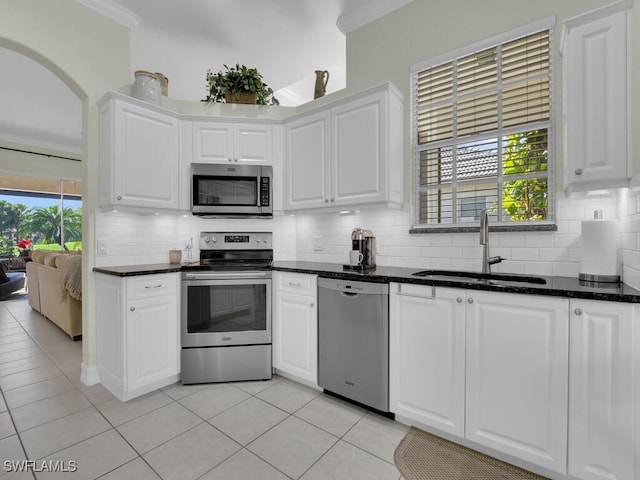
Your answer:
411,16 -> 557,232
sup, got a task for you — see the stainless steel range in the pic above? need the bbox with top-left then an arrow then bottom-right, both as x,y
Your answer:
180,232 -> 273,384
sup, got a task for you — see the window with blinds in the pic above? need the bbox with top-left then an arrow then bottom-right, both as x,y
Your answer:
413,26 -> 553,228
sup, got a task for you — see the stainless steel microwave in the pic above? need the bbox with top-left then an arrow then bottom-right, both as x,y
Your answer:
191,163 -> 272,217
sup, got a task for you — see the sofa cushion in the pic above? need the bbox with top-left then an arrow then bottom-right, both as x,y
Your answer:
31,250 -> 46,264
44,253 -> 60,267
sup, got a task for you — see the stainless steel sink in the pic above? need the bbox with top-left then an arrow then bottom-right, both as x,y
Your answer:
411,270 -> 547,286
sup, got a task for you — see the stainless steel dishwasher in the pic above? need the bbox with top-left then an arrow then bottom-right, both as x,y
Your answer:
317,278 -> 389,412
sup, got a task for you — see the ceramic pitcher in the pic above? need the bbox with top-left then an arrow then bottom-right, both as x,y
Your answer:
132,70 -> 161,105
314,70 -> 329,99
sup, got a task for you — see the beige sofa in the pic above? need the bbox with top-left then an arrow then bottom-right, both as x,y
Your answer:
27,250 -> 82,340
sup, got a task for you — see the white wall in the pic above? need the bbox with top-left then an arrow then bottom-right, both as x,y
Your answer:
94,213 -> 297,267
1,0 -> 131,375
293,192 -> 618,278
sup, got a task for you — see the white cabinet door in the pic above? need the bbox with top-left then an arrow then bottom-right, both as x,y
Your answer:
331,91 -> 385,206
234,124 -> 272,164
193,121 -> 271,164
568,299 -> 637,480
284,111 -> 331,210
272,272 -> 318,386
126,294 -> 179,393
563,8 -> 630,192
389,283 -> 465,437
100,97 -> 180,210
193,122 -> 234,163
465,291 -> 569,474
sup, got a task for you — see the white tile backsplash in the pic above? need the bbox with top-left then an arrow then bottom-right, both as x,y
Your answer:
95,189 -> 640,289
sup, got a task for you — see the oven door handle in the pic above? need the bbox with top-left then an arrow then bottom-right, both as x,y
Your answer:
183,272 -> 269,280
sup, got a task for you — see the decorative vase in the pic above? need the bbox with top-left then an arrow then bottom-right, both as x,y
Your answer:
155,72 -> 169,96
314,70 -> 330,99
225,91 -> 258,104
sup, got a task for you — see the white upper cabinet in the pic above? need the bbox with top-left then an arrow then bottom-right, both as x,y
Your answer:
284,111 -> 331,210
192,121 -> 272,165
284,83 -> 404,212
562,4 -> 630,192
568,299 -> 638,480
98,93 -> 181,211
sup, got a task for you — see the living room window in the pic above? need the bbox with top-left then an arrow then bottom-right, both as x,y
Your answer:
411,18 -> 555,231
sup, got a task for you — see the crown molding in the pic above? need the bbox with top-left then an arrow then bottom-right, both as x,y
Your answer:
75,0 -> 140,29
337,0 -> 414,34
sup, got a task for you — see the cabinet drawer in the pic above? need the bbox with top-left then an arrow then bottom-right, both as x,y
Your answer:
276,272 -> 317,297
126,273 -> 177,299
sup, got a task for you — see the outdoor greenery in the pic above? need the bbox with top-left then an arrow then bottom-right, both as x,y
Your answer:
0,201 -> 82,256
501,129 -> 548,221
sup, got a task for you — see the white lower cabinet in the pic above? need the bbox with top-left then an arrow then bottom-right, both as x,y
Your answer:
568,299 -> 638,480
389,284 -> 465,437
272,272 -> 318,386
465,290 -> 568,474
96,272 -> 180,401
390,283 -> 569,476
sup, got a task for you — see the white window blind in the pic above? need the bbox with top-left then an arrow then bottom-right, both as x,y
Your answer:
413,25 -> 554,228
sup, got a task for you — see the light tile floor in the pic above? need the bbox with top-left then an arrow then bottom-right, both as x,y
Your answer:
0,293 -> 407,480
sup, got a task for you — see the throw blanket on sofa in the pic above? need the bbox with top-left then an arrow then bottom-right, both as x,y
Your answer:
60,255 -> 82,301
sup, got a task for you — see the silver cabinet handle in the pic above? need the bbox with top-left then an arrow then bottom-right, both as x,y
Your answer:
324,199 -> 329,203
234,158 -> 239,163
467,298 -> 474,304
145,284 -> 163,289
288,282 -> 301,287
575,168 -> 582,175
456,297 -> 463,303
330,198 -> 335,202
574,308 -> 582,315
130,306 -> 135,311
228,158 -> 232,163
310,302 -> 315,307
117,195 -> 122,200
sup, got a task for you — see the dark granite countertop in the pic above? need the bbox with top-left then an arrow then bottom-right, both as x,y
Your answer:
93,263 -> 191,277
271,261 -> 640,303
94,261 -> 640,303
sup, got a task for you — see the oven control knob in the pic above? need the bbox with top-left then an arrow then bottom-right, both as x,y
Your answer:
203,236 -> 210,243
255,238 -> 261,243
263,237 -> 269,244
212,236 -> 217,243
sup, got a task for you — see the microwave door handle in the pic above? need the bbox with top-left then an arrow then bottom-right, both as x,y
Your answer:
257,177 -> 262,207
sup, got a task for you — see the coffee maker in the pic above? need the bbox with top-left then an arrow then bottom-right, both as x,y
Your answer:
351,228 -> 376,269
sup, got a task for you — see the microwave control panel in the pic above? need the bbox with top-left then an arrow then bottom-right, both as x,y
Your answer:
260,177 -> 270,206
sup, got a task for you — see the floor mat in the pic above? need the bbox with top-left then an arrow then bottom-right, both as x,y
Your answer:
394,427 -> 550,480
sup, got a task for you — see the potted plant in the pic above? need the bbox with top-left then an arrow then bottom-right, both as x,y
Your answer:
204,64 -> 279,106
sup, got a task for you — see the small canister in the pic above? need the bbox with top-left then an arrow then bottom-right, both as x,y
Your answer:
169,249 -> 182,264
132,70 -> 161,105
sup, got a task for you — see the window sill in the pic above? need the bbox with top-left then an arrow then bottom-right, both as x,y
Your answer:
409,223 -> 558,234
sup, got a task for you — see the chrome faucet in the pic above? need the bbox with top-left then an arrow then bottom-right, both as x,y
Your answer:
479,209 -> 505,274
